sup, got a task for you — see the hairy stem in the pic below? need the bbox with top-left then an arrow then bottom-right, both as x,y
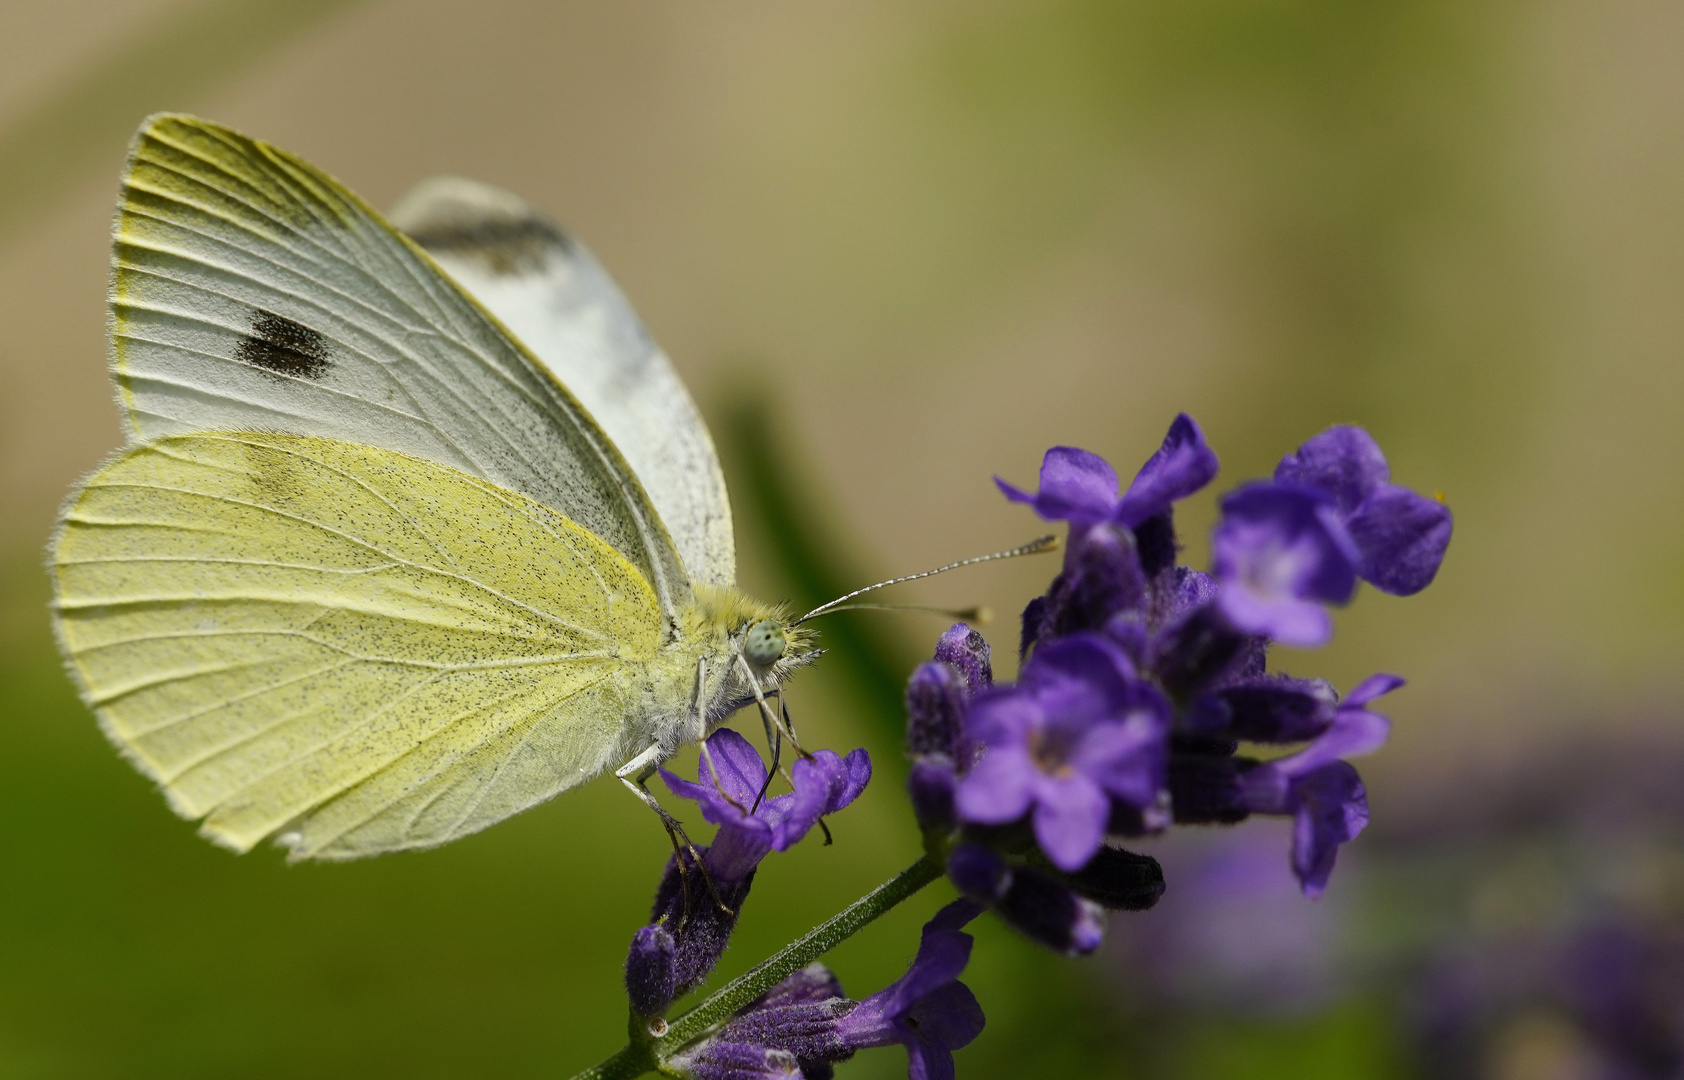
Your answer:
567,854 -> 944,1080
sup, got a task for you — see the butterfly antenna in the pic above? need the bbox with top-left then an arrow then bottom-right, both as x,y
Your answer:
812,602 -> 993,623
792,534 -> 1059,626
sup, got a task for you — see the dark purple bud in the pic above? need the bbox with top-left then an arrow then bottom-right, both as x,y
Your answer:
1019,594 -> 1048,658
905,661 -> 967,761
1186,676 -> 1338,743
1052,845 -> 1165,912
932,623 -> 993,697
947,842 -> 1012,902
1167,751 -> 1254,826
1037,523 -> 1148,642
1150,603 -> 1253,702
908,757 -> 958,831
993,864 -> 1107,957
1132,510 -> 1179,579
650,846 -> 757,998
673,1041 -> 803,1080
625,924 -> 677,1018
1102,612 -> 1150,667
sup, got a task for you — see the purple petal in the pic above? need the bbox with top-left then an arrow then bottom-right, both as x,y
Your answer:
996,447 -> 1120,524
1274,425 -> 1389,515
1344,673 -> 1405,709
964,690 -> 1039,747
926,898 -> 986,933
1023,632 -> 1137,700
1346,485 -> 1453,595
839,748 -> 872,806
1291,762 -> 1369,896
954,744 -> 1037,824
1070,714 -> 1166,808
1275,709 -> 1391,777
1237,762 -> 1294,816
1031,773 -> 1110,871
1115,414 -> 1220,527
1216,585 -> 1333,648
904,981 -> 986,1051
894,929 -> 975,1012
774,751 -> 847,849
1211,483 -> 1357,646
906,1039 -> 956,1080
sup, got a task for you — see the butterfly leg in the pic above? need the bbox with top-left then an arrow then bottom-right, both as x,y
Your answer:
735,654 -> 812,760
616,746 -> 733,920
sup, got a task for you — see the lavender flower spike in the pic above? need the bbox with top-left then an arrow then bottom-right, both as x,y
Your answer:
833,901 -> 987,1080
955,634 -> 1169,872
643,730 -> 871,1001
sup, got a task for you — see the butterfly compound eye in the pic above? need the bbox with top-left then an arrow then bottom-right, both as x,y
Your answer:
743,620 -> 788,666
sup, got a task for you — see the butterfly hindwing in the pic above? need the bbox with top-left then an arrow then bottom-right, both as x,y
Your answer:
52,432 -> 663,858
110,113 -> 691,622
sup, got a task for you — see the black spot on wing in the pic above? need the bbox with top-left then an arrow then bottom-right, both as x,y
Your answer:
236,310 -> 331,380
405,217 -> 572,276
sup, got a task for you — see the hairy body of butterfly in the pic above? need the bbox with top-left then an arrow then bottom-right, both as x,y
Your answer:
51,114 -> 815,860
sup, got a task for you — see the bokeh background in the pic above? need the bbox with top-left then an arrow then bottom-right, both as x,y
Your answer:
2,1 -> 1682,1077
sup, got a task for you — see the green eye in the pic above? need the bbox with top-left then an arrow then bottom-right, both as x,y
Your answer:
743,620 -> 787,666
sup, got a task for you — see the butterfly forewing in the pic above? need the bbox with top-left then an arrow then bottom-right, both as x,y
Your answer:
389,177 -> 737,588
53,433 -> 663,859
109,114 -> 690,623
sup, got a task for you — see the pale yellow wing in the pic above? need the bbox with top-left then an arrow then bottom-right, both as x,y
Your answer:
51,432 -> 662,860
110,114 -> 690,623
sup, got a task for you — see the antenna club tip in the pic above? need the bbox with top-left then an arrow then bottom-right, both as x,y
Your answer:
1037,534 -> 1061,553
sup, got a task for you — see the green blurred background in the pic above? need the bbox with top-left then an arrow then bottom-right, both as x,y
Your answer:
2,1 -> 1681,1077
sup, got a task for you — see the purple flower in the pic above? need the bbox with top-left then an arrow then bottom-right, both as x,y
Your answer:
681,965 -> 853,1080
1275,426 -> 1452,595
662,729 -> 871,879
1211,482 -> 1359,646
955,634 -> 1169,872
995,414 -> 1218,530
679,904 -> 986,1080
1238,674 -> 1400,895
636,730 -> 871,1003
833,901 -> 987,1080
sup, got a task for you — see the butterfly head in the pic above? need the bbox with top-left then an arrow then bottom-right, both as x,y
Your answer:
692,585 -> 819,689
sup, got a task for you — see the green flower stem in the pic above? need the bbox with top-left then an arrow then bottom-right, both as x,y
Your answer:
568,854 -> 944,1080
